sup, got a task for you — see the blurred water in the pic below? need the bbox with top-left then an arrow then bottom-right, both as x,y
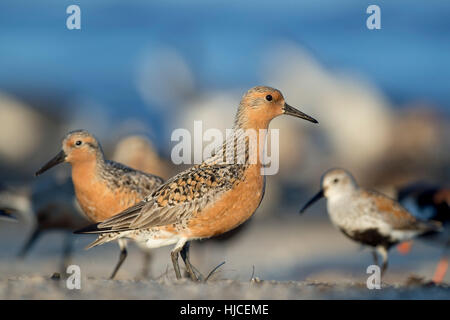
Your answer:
0,1 -> 449,146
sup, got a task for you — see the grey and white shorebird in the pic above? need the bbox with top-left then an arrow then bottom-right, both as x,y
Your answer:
300,168 -> 441,275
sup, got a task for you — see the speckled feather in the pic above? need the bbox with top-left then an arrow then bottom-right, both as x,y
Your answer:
98,142 -> 249,231
99,159 -> 164,197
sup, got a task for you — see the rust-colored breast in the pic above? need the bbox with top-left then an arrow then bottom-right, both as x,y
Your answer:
72,162 -> 144,223
184,164 -> 264,238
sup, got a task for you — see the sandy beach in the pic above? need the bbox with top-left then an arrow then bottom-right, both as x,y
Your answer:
1,214 -> 448,299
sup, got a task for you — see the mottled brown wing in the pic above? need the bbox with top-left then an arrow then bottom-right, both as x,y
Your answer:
362,190 -> 437,231
103,160 -> 164,197
98,163 -> 243,231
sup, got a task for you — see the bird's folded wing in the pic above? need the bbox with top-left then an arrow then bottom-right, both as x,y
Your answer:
362,190 -> 439,231
104,160 -> 164,195
97,164 -> 241,232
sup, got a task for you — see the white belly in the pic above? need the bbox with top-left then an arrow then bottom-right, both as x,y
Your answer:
130,229 -> 180,249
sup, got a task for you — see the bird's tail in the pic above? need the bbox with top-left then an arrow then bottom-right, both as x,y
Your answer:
85,232 -> 124,250
419,220 -> 443,236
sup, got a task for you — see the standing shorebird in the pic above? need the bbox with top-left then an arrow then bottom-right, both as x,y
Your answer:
35,130 -> 164,279
397,183 -> 450,283
75,86 -> 318,281
300,168 -> 441,276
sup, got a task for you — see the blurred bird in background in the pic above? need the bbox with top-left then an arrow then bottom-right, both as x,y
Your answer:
112,135 -> 171,180
18,177 -> 87,267
0,177 -> 86,272
397,183 -> 450,283
300,169 -> 442,277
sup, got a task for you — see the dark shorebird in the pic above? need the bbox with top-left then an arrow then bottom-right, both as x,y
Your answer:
19,177 -> 87,262
75,86 -> 318,281
398,182 -> 450,283
0,179 -> 87,271
36,130 -> 164,279
300,168 -> 441,276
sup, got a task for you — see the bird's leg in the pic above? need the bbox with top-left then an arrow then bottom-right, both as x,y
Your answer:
109,239 -> 128,280
140,250 -> 152,279
432,257 -> 448,284
180,242 -> 203,281
18,228 -> 41,258
372,249 -> 379,267
180,242 -> 226,282
376,245 -> 389,277
432,246 -> 449,284
171,250 -> 181,280
60,233 -> 74,273
171,239 -> 187,280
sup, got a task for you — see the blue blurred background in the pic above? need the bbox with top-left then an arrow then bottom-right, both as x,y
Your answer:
0,0 -> 449,193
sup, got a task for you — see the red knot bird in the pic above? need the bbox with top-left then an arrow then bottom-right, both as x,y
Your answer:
75,86 -> 318,281
397,182 -> 449,283
35,130 -> 164,279
300,168 -> 442,276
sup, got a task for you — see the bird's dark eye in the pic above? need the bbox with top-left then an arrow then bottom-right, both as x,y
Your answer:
333,178 -> 339,184
265,94 -> 273,101
75,140 -> 82,146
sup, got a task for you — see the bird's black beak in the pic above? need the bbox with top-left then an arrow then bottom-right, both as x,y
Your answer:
299,189 -> 324,214
35,150 -> 66,176
283,103 -> 318,124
